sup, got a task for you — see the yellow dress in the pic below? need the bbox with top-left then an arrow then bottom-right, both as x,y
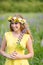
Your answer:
4,31 -> 30,65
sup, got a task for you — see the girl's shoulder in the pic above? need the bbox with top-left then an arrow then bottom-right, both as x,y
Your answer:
5,31 -> 11,36
24,33 -> 30,39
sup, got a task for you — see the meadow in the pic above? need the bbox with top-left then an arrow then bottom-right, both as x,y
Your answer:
0,13 -> 43,65
0,0 -> 43,13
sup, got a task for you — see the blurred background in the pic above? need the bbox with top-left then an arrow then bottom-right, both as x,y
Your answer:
0,0 -> 43,65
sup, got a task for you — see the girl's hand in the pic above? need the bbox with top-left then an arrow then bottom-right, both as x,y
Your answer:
10,51 -> 22,60
5,54 -> 14,59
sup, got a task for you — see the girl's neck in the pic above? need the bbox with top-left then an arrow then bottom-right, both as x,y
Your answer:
13,30 -> 21,34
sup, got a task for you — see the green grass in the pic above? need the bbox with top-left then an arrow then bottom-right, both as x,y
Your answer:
0,1 -> 43,13
0,13 -> 43,65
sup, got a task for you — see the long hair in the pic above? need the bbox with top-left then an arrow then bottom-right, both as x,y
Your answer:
10,14 -> 33,40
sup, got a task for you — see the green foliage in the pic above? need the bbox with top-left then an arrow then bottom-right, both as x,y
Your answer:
0,55 -> 5,65
16,43 -> 25,50
0,0 -> 43,2
0,13 -> 43,65
0,0 -> 43,12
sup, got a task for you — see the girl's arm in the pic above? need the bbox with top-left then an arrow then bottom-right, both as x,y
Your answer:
0,36 -> 12,59
21,36 -> 34,59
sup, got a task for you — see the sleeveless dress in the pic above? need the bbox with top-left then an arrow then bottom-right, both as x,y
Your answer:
4,31 -> 30,65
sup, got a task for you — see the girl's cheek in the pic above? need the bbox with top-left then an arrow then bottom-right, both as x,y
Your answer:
12,24 -> 15,27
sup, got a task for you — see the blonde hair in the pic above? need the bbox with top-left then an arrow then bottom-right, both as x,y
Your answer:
10,14 -> 33,40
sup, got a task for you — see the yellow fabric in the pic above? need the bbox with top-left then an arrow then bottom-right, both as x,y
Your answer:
4,31 -> 30,65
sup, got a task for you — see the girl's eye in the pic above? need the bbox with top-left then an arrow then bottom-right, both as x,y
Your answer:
11,22 -> 18,24
15,22 -> 18,24
11,22 -> 14,24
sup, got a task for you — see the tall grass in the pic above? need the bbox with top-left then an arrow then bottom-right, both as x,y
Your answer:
0,13 -> 43,65
0,1 -> 43,13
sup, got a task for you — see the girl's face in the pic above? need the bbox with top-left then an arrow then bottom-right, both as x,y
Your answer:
11,22 -> 21,32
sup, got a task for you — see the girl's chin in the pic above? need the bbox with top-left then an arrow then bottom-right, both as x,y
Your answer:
14,29 -> 18,32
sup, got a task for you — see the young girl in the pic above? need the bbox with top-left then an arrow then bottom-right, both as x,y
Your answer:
0,15 -> 34,65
